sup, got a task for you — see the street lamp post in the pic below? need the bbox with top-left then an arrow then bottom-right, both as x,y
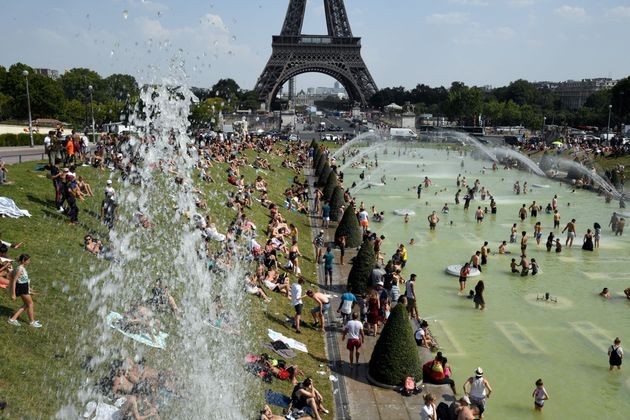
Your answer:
22,70 -> 34,148
88,85 -> 95,144
607,104 -> 612,143
542,116 -> 546,139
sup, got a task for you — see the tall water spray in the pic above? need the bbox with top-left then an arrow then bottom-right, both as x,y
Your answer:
59,66 -> 253,418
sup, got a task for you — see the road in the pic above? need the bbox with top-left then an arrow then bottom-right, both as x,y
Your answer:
0,146 -> 47,164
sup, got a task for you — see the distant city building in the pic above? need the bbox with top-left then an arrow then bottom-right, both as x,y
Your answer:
533,78 -> 618,110
33,68 -> 60,80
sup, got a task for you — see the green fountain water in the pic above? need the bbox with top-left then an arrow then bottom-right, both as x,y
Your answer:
348,146 -> 630,419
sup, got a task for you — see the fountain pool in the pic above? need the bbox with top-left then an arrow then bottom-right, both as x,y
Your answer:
347,147 -> 630,419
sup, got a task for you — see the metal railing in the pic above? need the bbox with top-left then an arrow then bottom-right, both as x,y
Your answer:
0,152 -> 47,164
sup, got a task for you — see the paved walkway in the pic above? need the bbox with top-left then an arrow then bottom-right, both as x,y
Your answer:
307,168 -> 455,420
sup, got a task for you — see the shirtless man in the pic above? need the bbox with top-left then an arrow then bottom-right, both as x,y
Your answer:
428,211 -> 440,230
529,201 -> 540,217
553,210 -> 561,229
562,219 -> 577,247
470,251 -> 482,272
307,290 -> 330,332
518,204 -> 528,221
521,231 -> 528,253
480,242 -> 489,265
475,207 -> 484,223
510,223 -> 518,243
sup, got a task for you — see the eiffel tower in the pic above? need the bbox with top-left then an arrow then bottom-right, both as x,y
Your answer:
255,0 -> 378,110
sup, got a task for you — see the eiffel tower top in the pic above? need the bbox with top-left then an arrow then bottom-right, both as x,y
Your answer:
281,0 -> 353,38
255,0 -> 378,109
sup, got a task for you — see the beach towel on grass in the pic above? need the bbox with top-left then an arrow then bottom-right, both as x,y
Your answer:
267,329 -> 308,353
0,197 -> 31,218
265,389 -> 291,408
263,340 -> 297,359
106,311 -> 168,349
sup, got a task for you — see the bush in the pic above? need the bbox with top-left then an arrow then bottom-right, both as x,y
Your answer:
368,304 -> 423,386
329,186 -> 345,222
313,150 -> 324,171
323,171 -> 338,201
315,155 -> 327,177
0,133 -> 45,147
335,205 -> 362,248
317,162 -> 331,187
347,238 -> 375,295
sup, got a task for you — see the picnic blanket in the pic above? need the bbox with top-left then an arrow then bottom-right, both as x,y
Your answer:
265,389 -> 291,408
0,197 -> 31,218
106,311 -> 168,349
267,329 -> 308,353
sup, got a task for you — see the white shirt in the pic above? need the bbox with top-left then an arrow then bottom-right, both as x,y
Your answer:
358,211 -> 369,222
345,319 -> 363,340
290,283 -> 302,306
420,404 -> 434,420
105,186 -> 116,199
44,136 -> 51,147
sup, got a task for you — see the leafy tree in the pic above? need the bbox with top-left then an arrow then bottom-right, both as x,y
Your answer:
611,77 -> 630,125
0,92 -> 13,120
499,100 -> 521,126
103,74 -> 139,102
335,205 -> 362,248
323,171 -> 338,201
59,68 -> 103,103
346,238 -> 375,295
211,78 -> 240,100
445,82 -> 483,125
237,89 -> 260,111
189,97 -> 228,128
329,186 -> 345,222
3,63 -> 64,119
368,304 -> 422,386
315,155 -> 327,178
62,99 -> 87,126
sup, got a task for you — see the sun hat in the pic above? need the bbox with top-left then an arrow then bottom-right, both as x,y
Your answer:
106,180 -> 113,185
475,367 -> 484,376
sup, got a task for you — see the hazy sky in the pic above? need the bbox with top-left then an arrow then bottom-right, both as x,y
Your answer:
1,0 -> 629,91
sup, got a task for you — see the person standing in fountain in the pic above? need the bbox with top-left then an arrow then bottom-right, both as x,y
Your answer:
480,242 -> 489,265
534,222 -> 543,245
608,337 -> 623,371
582,229 -> 594,251
459,263 -> 471,293
474,280 -> 485,310
593,222 -> 602,248
463,368 -> 493,419
546,233 -> 555,252
562,219 -> 577,247
428,211 -> 440,230
518,204 -> 527,222
529,201 -> 540,217
475,207 -> 484,223
520,231 -> 529,254
455,189 -> 461,205
417,183 -> 423,199
553,209 -> 561,229
616,218 -> 625,236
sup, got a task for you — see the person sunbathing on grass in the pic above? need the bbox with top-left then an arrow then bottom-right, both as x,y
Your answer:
263,270 -> 291,298
84,235 -> 103,255
245,274 -> 272,302
117,304 -> 161,343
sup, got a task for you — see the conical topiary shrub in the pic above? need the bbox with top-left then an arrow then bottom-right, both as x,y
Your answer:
314,151 -> 324,172
316,155 -> 327,177
329,186 -> 345,222
335,205 -> 362,248
347,238 -> 375,295
323,171 -> 338,201
368,304 -> 423,386
317,162 -> 332,187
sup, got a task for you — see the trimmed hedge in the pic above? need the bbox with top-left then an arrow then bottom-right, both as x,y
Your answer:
335,205 -> 362,248
0,133 -> 46,147
347,238 -> 375,295
317,162 -> 332,187
368,304 -> 423,386
329,186 -> 345,222
323,171 -> 338,201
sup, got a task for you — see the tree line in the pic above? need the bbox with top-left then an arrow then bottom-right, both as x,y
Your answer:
369,78 -> 630,130
0,63 -> 258,130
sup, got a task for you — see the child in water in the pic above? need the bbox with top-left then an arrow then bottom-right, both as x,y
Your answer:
510,258 -> 518,273
530,258 -> 539,275
532,379 -> 549,411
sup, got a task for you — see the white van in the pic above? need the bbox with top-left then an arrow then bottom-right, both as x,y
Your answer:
390,128 -> 418,141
